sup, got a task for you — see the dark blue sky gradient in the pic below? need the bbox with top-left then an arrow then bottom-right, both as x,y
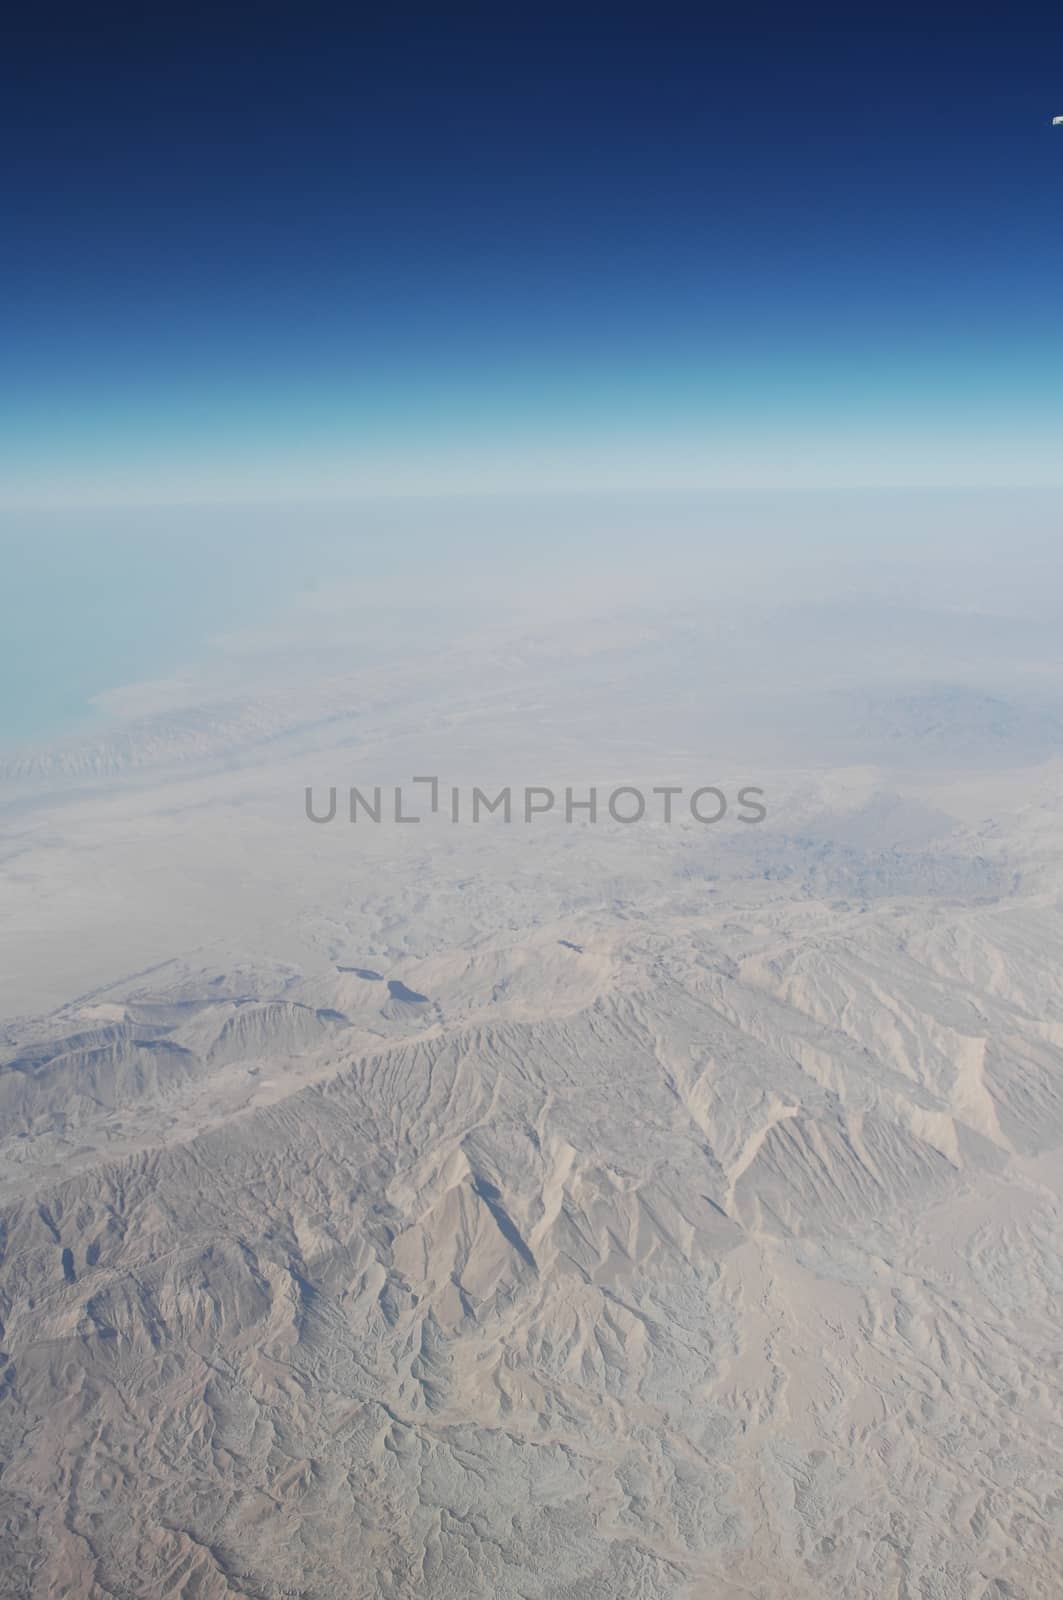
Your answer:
4,1 -> 1063,499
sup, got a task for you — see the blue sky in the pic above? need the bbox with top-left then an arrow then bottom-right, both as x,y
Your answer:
3,2 -> 1063,504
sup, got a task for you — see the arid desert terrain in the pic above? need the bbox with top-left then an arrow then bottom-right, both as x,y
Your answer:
1,581 -> 1061,1598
